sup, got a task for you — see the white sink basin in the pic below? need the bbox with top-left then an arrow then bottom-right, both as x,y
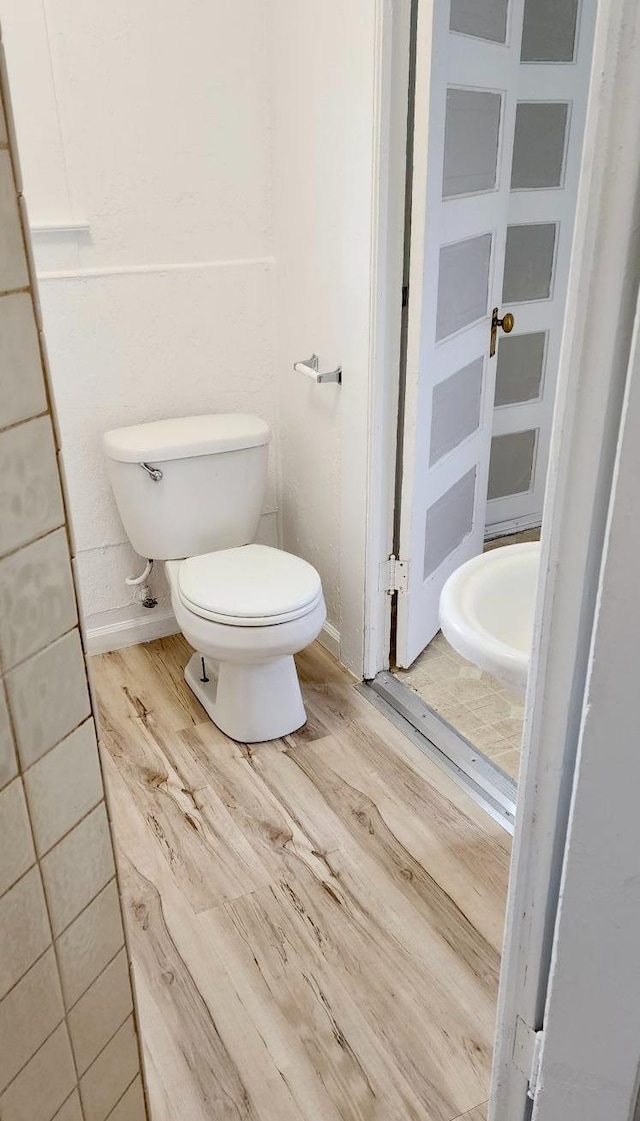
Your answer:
439,542 -> 541,696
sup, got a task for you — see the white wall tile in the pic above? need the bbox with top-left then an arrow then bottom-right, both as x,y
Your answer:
0,149 -> 28,292
0,777 -> 34,894
0,682 -> 18,790
0,56 -> 146,1121
52,1091 -> 84,1121
0,1022 -> 76,1121
0,528 -> 77,669
106,1077 -> 146,1121
56,879 -> 125,1008
80,1016 -> 139,1121
0,292 -> 46,430
0,866 -> 51,999
24,718 -> 103,856
0,416 -> 64,558
68,948 -> 133,1074
0,947 -> 64,1092
41,802 -> 115,935
6,628 -> 91,769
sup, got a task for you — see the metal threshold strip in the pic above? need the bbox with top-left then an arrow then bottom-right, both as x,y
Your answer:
360,671 -> 517,834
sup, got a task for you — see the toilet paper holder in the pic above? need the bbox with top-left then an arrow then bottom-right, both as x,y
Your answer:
294,353 -> 342,385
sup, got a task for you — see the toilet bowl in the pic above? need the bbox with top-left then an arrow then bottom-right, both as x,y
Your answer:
103,414 -> 325,743
166,544 -> 326,742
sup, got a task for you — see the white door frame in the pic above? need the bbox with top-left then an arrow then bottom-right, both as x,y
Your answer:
531,283 -> 640,1121
356,0 -> 640,1116
492,0 -> 640,1112
349,0 -> 414,681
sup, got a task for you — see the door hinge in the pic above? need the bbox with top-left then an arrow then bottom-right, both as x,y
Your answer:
379,555 -> 409,595
513,1016 -> 544,1102
402,284 -> 409,308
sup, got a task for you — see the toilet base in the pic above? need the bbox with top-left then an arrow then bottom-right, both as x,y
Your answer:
184,651 -> 307,743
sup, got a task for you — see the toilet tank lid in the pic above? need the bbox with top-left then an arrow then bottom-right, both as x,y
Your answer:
103,414 -> 271,463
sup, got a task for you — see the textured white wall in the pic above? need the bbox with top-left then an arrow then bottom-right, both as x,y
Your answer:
1,0 -> 383,653
0,0 -> 276,620
269,0 -> 379,640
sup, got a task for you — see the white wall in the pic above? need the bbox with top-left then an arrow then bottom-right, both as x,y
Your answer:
0,0 -> 277,623
2,0 -> 390,668
269,0 -> 382,655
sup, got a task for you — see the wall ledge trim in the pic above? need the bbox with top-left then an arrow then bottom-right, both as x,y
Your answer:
37,255 -> 276,283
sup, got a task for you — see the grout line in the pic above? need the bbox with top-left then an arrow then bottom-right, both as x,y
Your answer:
19,802 -> 84,1093
65,944 -> 126,1015
40,806 -> 114,940
0,408 -> 50,437
3,615 -> 77,674
12,705 -> 92,780
0,1013 -> 67,1098
28,789 -> 104,864
75,1004 -> 133,1080
21,716 -> 96,781
103,1072 -> 139,1121
0,283 -> 29,298
0,1009 -> 66,1096
78,730 -> 151,1116
0,935 -> 52,1003
51,1089 -> 82,1121
53,876 -> 119,950
0,520 -> 67,572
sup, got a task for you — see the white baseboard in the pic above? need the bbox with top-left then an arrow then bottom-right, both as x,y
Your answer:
85,604 -> 179,656
317,621 -> 341,661
85,605 -> 341,662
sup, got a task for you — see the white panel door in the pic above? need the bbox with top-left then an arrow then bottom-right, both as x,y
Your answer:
396,0 -> 525,668
486,0 -> 598,532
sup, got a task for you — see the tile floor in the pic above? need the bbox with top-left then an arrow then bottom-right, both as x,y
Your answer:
394,528 -> 541,782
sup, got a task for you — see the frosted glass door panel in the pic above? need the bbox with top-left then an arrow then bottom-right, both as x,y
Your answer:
502,223 -> 556,302
450,0 -> 509,43
437,233 -> 492,340
521,0 -> 578,61
424,468 -> 476,578
488,429 -> 537,499
430,358 -> 484,464
443,89 -> 502,198
396,0 -> 528,667
511,103 -> 569,189
495,332 -> 546,405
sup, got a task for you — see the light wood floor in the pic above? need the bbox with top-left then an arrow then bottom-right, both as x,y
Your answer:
92,636 -> 510,1121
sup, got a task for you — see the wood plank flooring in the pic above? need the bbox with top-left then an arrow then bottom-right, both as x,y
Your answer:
92,636 -> 510,1121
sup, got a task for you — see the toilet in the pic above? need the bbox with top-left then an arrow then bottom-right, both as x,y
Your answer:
103,414 -> 326,742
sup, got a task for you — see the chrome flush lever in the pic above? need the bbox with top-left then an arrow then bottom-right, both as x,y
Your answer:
139,462 -> 163,482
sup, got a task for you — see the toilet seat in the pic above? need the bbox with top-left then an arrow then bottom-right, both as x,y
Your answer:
178,543 -> 323,626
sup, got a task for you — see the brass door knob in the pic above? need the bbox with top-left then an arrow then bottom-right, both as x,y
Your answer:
489,307 -> 515,357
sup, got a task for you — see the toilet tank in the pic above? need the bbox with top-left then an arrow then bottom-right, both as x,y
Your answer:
103,414 -> 270,560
